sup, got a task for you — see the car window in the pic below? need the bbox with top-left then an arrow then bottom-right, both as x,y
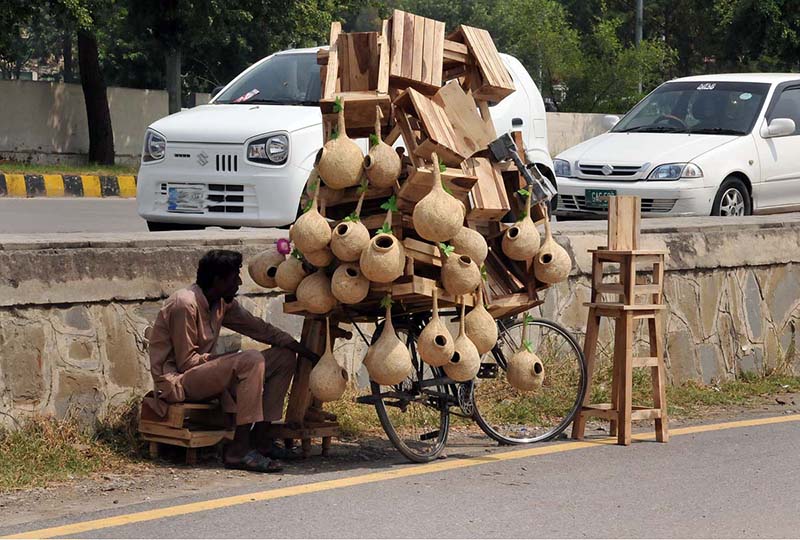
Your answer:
214,53 -> 321,105
613,81 -> 770,135
767,86 -> 800,135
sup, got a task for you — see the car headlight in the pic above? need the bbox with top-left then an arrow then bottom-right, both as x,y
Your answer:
647,163 -> 703,180
247,134 -> 289,165
553,158 -> 573,178
143,130 -> 166,162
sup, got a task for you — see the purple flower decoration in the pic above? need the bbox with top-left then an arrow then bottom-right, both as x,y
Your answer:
276,238 -> 291,255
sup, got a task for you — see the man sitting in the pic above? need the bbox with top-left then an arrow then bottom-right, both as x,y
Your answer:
147,249 -> 319,472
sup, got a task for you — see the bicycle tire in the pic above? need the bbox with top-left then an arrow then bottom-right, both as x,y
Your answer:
370,319 -> 450,463
472,317 -> 587,445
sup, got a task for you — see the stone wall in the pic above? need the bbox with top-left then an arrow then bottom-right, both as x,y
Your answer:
1,216 -> 799,428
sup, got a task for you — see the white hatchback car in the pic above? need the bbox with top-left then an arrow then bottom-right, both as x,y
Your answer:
137,47 -> 554,231
554,74 -> 800,218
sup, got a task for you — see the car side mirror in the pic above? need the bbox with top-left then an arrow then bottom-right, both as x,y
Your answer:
761,118 -> 796,138
603,115 -> 620,130
211,85 -> 225,98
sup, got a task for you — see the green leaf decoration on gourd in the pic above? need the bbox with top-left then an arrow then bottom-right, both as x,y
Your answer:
330,129 -> 339,140
291,248 -> 303,260
438,159 -> 446,173
523,339 -> 533,354
333,96 -> 343,113
524,313 -> 535,324
517,188 -> 530,198
369,133 -> 380,148
379,294 -> 394,309
380,195 -> 398,213
343,212 -> 360,223
480,264 -> 488,282
303,199 -> 314,213
357,177 -> 369,194
441,180 -> 454,196
438,242 -> 455,257
376,222 -> 393,235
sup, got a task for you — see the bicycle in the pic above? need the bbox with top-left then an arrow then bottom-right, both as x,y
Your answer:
353,309 -> 587,463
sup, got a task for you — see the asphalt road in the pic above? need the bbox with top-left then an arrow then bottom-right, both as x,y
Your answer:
3,413 -> 799,539
0,198 -> 146,233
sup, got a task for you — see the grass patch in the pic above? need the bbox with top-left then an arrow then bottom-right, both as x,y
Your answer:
0,160 -> 138,176
667,373 -> 800,417
0,400 -> 146,492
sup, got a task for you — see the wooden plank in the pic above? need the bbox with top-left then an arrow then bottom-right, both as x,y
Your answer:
285,318 -> 326,425
608,196 -> 641,251
617,311 -> 634,446
465,157 -> 510,220
416,15 -> 431,84
323,22 -> 342,100
401,11 -> 416,80
443,39 -> 469,64
417,17 -> 436,84
632,356 -> 660,368
378,19 -> 390,94
430,21 -> 445,86
650,312 -> 669,442
396,165 -> 476,211
433,81 -> 494,156
571,307 -> 599,440
389,11 -> 405,77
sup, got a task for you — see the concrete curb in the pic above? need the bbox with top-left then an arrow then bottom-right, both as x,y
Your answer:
0,173 -> 137,198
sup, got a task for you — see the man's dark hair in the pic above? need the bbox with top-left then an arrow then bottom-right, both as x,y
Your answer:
196,249 -> 243,290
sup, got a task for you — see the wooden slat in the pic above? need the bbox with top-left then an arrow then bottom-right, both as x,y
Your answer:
443,39 -> 469,64
396,165 -> 477,211
632,356 -> 660,368
430,21 -> 445,86
378,19 -> 390,94
433,81 -> 494,156
465,157 -> 510,220
322,22 -> 342,99
420,16 -> 434,84
389,10 -> 405,77
411,15 -> 425,82
401,11 -> 416,80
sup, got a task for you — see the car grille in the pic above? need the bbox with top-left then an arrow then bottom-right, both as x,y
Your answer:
578,163 -> 643,180
558,195 -> 676,213
215,154 -> 238,172
158,183 -> 257,214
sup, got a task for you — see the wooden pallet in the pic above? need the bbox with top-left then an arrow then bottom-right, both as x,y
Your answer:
388,10 -> 445,94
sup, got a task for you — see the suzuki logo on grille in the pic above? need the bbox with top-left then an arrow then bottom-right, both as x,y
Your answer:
197,151 -> 209,166
601,164 -> 613,176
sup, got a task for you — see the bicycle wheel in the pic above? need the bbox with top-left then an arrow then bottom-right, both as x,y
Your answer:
473,317 -> 586,444
371,319 -> 450,463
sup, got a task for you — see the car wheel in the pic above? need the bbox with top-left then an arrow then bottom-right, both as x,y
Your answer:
146,221 -> 204,232
711,177 -> 751,217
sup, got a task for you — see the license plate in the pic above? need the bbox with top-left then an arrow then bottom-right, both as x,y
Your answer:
167,185 -> 205,213
585,189 -> 616,208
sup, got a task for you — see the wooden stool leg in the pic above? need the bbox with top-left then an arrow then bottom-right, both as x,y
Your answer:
572,308 -> 600,440
321,436 -> 332,456
609,329 -> 620,438
650,313 -> 669,442
617,312 -> 634,445
301,438 -> 312,458
149,441 -> 159,460
186,448 -> 198,465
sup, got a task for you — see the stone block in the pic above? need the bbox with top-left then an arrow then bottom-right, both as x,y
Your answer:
742,271 -> 764,340
53,371 -> 102,424
0,321 -> 47,404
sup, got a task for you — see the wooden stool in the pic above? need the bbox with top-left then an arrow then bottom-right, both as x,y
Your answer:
139,395 -> 234,464
571,248 -> 669,445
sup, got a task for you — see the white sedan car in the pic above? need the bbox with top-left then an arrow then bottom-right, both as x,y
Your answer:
554,74 -> 800,218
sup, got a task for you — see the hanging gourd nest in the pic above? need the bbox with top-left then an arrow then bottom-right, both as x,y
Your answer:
316,97 -> 364,190
360,196 -> 405,284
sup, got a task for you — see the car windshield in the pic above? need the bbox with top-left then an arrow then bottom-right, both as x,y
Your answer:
613,81 -> 770,135
214,52 -> 321,105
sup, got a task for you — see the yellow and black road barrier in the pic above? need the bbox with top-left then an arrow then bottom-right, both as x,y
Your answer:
0,173 -> 137,198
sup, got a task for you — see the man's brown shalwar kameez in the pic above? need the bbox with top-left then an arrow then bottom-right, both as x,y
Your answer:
148,284 -> 297,425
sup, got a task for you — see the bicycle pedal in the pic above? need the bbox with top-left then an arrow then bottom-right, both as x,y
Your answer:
419,430 -> 440,441
477,363 -> 499,379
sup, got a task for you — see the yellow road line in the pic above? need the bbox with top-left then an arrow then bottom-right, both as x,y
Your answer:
81,175 -> 101,197
6,413 -> 800,539
5,174 -> 26,197
117,175 -> 137,198
43,175 -> 65,197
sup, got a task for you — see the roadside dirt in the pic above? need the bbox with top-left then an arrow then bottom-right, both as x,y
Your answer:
1,392 -> 798,529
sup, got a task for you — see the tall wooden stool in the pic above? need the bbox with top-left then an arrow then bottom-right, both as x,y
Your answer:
571,196 -> 669,445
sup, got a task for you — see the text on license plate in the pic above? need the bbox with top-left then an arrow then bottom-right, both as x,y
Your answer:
585,189 -> 616,208
168,186 -> 205,213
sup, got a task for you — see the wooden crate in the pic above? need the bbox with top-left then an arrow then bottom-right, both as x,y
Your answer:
396,164 -> 477,213
394,88 -> 465,166
447,25 -> 515,102
318,22 -> 392,135
388,10 -> 445,94
464,156 -> 511,220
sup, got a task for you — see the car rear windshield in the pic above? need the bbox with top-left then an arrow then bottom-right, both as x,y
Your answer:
612,81 -> 770,135
214,52 -> 321,105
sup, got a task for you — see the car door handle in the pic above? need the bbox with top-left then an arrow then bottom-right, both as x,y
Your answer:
512,117 -> 524,127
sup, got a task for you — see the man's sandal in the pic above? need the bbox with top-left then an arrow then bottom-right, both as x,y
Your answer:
225,450 -> 283,473
262,442 -> 303,461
